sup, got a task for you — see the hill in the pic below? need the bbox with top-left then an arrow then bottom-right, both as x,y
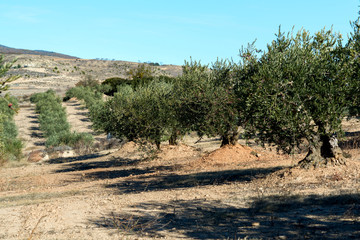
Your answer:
0,44 -> 78,59
1,52 -> 182,97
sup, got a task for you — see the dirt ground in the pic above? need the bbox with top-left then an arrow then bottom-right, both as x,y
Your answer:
1,57 -> 360,239
0,97 -> 359,240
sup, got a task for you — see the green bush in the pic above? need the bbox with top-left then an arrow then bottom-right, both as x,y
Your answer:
0,95 -> 23,162
46,131 -> 93,148
75,75 -> 99,88
101,69 -> 176,96
0,56 -> 22,164
101,77 -> 132,96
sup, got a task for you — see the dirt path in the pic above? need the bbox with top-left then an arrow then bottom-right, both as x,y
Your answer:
63,99 -> 96,135
14,99 -> 107,160
14,103 -> 45,155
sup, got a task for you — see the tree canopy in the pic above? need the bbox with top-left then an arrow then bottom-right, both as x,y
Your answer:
241,28 -> 352,167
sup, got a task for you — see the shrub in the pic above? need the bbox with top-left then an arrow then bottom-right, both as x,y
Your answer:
0,94 -> 23,162
75,75 -> 99,88
0,56 -> 22,164
101,77 -> 132,96
46,131 -> 93,148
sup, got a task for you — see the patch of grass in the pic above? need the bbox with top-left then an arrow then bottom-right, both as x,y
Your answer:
46,131 -> 93,149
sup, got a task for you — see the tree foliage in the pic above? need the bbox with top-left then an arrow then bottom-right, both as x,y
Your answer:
242,28 -> 352,167
0,56 -> 22,163
0,55 -> 18,93
174,59 -> 240,146
97,81 -> 174,149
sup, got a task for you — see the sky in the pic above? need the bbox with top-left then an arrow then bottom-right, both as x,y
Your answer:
0,0 -> 359,65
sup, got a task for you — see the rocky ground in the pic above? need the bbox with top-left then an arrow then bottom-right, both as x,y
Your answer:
4,54 -> 182,97
0,54 -> 359,239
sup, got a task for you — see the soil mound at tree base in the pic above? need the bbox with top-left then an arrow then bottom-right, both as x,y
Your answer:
187,144 -> 261,170
157,144 -> 202,161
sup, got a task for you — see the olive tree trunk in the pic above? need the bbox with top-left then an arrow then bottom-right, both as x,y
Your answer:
220,130 -> 240,147
298,134 -> 346,168
168,130 -> 179,146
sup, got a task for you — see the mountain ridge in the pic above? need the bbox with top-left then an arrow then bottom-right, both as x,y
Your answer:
0,44 -> 78,59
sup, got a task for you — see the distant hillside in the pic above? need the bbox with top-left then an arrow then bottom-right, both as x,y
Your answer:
0,44 -> 78,59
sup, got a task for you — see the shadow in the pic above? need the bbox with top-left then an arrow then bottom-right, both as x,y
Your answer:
27,115 -> 38,119
89,193 -> 360,239
84,165 -> 174,180
34,141 -> 45,146
30,120 -> 39,124
344,131 -> 360,137
54,157 -> 141,173
106,167 -> 283,194
47,153 -> 108,164
75,106 -> 87,111
339,136 -> 360,150
30,132 -> 43,138
29,126 -> 40,131
68,102 -> 81,107
79,118 -> 90,122
76,112 -> 89,116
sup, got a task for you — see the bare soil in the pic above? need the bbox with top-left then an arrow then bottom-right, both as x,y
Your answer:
1,55 -> 360,239
2,100 -> 360,239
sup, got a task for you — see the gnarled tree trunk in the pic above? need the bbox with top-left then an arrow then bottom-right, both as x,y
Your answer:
220,130 -> 240,147
298,134 -> 346,168
168,130 -> 179,146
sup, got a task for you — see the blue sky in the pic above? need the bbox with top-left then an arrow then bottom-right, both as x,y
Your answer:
0,0 -> 359,65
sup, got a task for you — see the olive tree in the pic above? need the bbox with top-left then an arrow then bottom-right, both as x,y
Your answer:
242,28 -> 352,168
348,14 -> 360,116
101,81 -> 175,149
0,55 -> 18,93
174,59 -> 240,146
0,55 -> 20,162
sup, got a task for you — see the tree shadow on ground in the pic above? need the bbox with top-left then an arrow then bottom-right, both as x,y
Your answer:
54,156 -> 142,173
29,126 -> 40,131
75,106 -> 87,111
84,165 -> 176,180
47,153 -> 109,164
89,193 -> 360,239
75,111 -> 88,116
105,167 -> 283,194
339,136 -> 360,150
79,117 -> 91,122
67,102 -> 81,107
344,131 -> 360,137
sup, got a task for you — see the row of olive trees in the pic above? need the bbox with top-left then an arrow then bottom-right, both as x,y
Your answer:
95,25 -> 359,168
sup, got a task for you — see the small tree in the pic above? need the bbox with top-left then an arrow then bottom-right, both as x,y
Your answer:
174,59 -> 240,146
103,81 -> 174,149
242,28 -> 352,168
0,56 -> 18,93
0,55 -> 20,163
348,13 -> 360,116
